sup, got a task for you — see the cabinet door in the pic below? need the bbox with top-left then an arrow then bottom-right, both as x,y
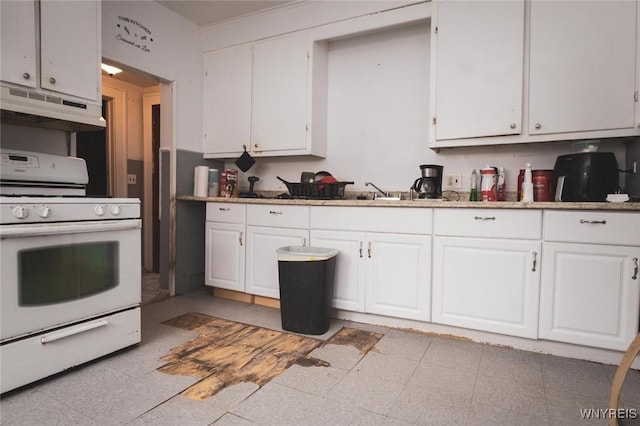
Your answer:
245,226 -> 308,299
40,1 -> 100,101
205,222 -> 245,292
539,243 -> 639,351
251,34 -> 309,154
529,1 -> 636,134
366,233 -> 431,321
432,236 -> 541,338
203,47 -> 252,157
0,0 -> 37,88
432,0 -> 524,141
311,230 -> 366,312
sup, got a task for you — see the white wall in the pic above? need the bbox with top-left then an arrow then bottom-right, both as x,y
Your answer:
102,1 -> 202,153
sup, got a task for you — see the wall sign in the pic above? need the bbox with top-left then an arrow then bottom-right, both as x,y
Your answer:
115,16 -> 154,53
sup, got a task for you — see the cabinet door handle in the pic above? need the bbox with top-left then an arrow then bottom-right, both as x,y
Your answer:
218,207 -> 230,211
633,257 -> 638,280
579,219 -> 607,225
22,72 -> 30,80
474,216 -> 496,221
239,231 -> 243,246
269,210 -> 283,215
303,237 -> 307,247
509,123 -> 516,129
49,77 -> 56,84
359,241 -> 363,258
368,242 -> 372,259
535,123 -> 541,129
531,251 -> 537,272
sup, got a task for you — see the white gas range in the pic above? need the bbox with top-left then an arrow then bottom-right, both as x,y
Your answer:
0,149 -> 142,394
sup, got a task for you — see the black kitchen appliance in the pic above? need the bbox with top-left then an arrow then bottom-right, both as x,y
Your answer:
552,152 -> 619,202
413,164 -> 443,199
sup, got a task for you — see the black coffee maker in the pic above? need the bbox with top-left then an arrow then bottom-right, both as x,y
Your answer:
413,165 -> 443,199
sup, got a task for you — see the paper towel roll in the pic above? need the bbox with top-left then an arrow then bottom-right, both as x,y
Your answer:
194,166 -> 209,197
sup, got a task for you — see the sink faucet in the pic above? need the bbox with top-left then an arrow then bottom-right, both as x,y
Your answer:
365,182 -> 388,198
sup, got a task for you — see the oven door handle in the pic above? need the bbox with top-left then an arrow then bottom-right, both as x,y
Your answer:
0,219 -> 141,238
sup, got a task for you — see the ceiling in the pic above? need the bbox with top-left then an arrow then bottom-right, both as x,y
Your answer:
156,0 -> 295,27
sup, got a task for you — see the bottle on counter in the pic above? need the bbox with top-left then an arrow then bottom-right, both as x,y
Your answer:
521,163 -> 534,202
469,169 -> 479,201
497,167 -> 506,201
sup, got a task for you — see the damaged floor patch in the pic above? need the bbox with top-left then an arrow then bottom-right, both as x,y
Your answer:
158,313 -> 382,401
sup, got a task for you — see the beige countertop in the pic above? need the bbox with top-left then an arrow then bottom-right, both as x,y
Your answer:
178,195 -> 640,211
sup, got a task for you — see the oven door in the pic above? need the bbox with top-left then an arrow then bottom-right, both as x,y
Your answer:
0,219 -> 141,341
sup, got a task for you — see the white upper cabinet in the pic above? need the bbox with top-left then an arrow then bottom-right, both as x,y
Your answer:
1,1 -> 37,89
39,1 -> 101,101
431,0 -> 524,141
204,33 -> 328,158
1,0 -> 101,102
529,1 -> 637,135
430,0 -> 640,148
252,35 -> 309,155
203,46 -> 252,157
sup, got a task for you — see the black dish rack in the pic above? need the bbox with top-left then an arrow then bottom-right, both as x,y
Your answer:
277,176 -> 354,199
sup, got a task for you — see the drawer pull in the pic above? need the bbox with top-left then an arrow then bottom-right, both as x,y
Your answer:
368,241 -> 372,259
474,216 -> 496,221
303,237 -> 307,247
40,319 -> 108,344
218,207 -> 230,212
579,219 -> 607,225
633,257 -> 638,280
359,241 -> 363,258
269,210 -> 283,215
239,231 -> 243,246
531,251 -> 537,272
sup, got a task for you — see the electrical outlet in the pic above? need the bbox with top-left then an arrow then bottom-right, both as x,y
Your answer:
443,173 -> 462,190
127,174 -> 137,185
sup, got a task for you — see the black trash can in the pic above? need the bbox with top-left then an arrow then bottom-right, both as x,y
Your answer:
276,246 -> 338,335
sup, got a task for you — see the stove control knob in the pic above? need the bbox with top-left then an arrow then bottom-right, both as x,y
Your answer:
110,205 -> 122,216
12,206 -> 28,219
38,206 -> 51,218
94,205 -> 106,216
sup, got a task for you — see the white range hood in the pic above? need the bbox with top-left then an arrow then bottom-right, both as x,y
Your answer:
0,85 -> 105,131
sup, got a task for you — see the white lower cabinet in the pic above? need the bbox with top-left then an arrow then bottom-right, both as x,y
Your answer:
539,211 -> 640,351
205,203 -> 246,292
245,226 -> 308,299
310,230 -> 366,312
365,232 -> 431,320
205,222 -> 245,292
311,230 -> 430,320
310,207 -> 432,321
245,205 -> 310,299
432,237 -> 541,338
432,209 -> 542,339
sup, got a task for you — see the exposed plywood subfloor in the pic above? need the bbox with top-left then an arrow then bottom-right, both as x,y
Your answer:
159,312 -> 383,401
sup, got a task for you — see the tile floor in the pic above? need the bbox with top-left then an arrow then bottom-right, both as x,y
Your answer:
1,288 -> 639,425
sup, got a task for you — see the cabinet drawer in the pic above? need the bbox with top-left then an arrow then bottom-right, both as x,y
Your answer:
247,204 -> 309,228
434,209 -> 542,239
206,203 -> 246,223
544,211 -> 640,246
311,207 -> 432,234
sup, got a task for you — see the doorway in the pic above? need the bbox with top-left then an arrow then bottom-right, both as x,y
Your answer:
76,102 -> 108,197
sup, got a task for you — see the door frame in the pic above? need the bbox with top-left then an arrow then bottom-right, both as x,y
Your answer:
143,92 -> 160,272
102,84 -> 127,198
